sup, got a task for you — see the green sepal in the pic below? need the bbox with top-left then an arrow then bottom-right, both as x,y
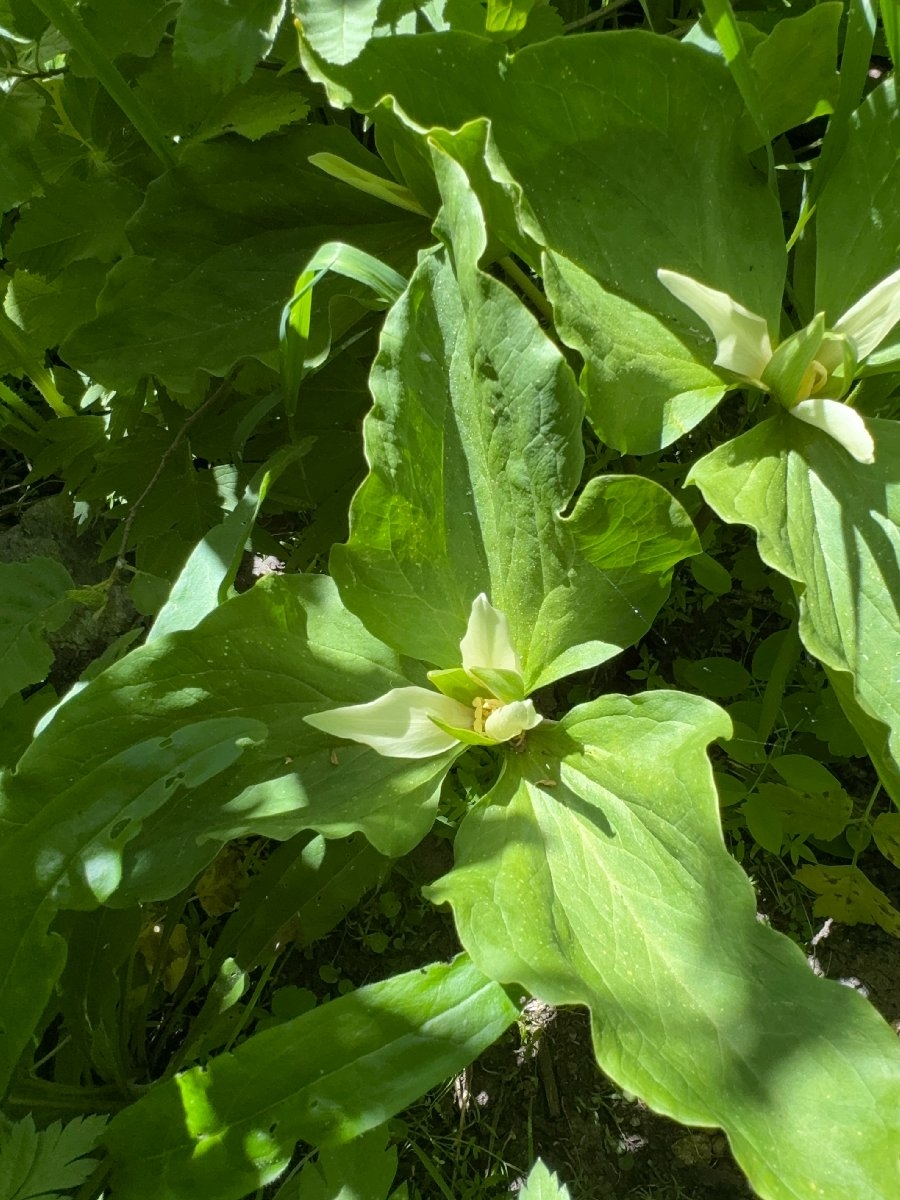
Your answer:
761,314 -> 825,407
429,715 -> 497,748
815,331 -> 857,398
465,667 -> 526,704
429,666 -> 526,705
428,668 -> 481,705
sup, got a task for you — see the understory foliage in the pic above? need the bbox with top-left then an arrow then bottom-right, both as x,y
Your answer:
0,1 -> 899,1197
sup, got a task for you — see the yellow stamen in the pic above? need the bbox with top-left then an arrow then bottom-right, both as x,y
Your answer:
472,696 -> 503,734
797,359 -> 828,403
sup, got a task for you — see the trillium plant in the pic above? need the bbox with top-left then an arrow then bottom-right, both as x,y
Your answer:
1,7 -> 899,1200
305,594 -> 542,757
658,266 -> 900,463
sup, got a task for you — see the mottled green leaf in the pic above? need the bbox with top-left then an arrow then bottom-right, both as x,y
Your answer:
796,864 -> 900,936
689,413 -> 900,802
542,253 -> 725,454
428,694 -> 900,1199
299,30 -> 785,450
333,153 -> 699,688
0,575 -> 453,1094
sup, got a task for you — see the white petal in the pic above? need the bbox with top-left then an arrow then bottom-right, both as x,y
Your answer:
304,687 -> 472,758
483,699 -> 543,742
832,266 -> 900,361
790,399 -> 875,465
459,593 -> 521,674
657,268 -> 773,380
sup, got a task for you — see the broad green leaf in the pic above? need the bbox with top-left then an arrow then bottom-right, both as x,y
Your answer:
0,557 -> 74,705
688,413 -> 900,802
293,0 -> 380,66
0,276 -> 72,415
542,253 -> 725,454
134,46 -> 311,145
741,4 -> 841,149
148,444 -> 309,642
333,154 -> 699,688
280,1126 -> 397,1200
752,781 -> 852,841
6,175 -> 141,278
486,0 -> 536,35
5,263 -> 109,353
299,30 -> 785,450
428,694 -> 900,1199
519,1159 -> 572,1200
0,687 -> 56,770
301,32 -> 784,320
31,0 -> 177,170
62,127 -> 428,391
0,84 -> 49,212
78,0 -> 177,60
103,956 -> 518,1200
0,575 -> 453,1094
675,656 -> 750,699
175,0 -> 285,91
816,78 -> 900,344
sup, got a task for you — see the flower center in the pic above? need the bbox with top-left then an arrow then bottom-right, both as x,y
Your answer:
472,696 -> 504,734
797,359 -> 828,403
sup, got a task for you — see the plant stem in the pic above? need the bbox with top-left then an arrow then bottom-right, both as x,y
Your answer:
30,0 -> 177,170
851,781 -> 882,868
499,256 -> 553,322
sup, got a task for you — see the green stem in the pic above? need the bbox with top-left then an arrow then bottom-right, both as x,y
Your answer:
5,1078 -> 139,1115
851,781 -> 881,868
221,957 -> 277,1055
0,324 -> 74,417
30,0 -> 177,170
0,380 -> 45,429
755,623 -> 801,745
499,256 -> 553,322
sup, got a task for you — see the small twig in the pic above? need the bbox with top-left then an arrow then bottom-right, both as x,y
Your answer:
113,370 -> 239,579
564,0 -> 635,33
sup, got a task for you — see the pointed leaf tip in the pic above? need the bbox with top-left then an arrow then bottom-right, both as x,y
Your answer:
790,399 -> 875,464
657,268 -> 773,381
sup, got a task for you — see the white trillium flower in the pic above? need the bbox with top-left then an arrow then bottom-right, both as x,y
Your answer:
657,266 -> 900,465
304,593 -> 543,759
